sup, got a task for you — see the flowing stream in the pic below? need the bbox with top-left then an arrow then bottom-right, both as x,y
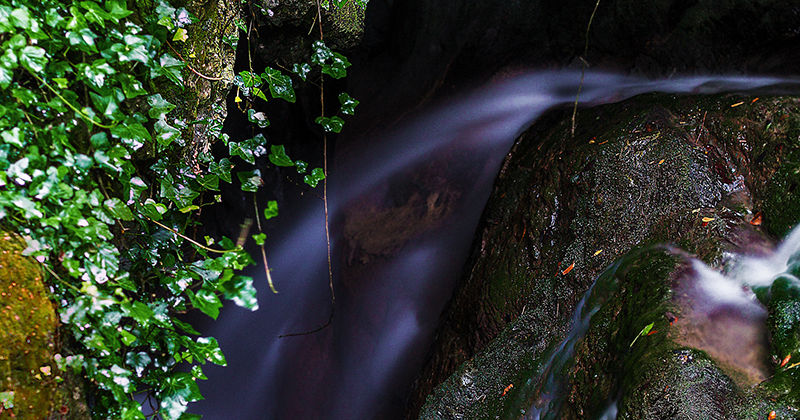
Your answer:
190,71 -> 798,420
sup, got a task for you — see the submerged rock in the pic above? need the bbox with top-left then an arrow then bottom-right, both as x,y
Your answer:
409,93 -> 800,419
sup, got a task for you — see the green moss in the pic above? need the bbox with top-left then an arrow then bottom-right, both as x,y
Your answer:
417,94 -> 800,419
0,233 -> 59,419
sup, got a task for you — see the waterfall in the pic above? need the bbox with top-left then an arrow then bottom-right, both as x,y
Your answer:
189,71 -> 798,420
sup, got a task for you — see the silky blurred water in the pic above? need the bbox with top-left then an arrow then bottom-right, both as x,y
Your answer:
189,71 -> 798,420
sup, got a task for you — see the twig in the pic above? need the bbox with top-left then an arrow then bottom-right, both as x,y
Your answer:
166,41 -> 225,81
148,217 -> 239,253
571,0 -> 602,138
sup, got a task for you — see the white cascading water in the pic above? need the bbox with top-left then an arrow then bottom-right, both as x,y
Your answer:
189,71 -> 798,420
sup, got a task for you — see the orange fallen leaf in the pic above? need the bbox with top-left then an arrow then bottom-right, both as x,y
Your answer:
780,354 -> 791,368
593,249 -> 603,256
665,312 -> 678,326
502,383 -> 514,396
751,97 -> 759,104
731,101 -> 744,107
701,217 -> 715,223
658,159 -> 665,165
769,410 -> 776,420
598,140 -> 608,145
647,330 -> 658,336
750,212 -> 763,226
561,262 -> 575,275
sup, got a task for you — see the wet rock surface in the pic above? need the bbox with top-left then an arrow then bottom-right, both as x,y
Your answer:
409,93 -> 800,419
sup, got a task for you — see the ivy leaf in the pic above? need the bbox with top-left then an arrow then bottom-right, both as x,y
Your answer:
293,160 -> 308,173
193,337 -> 227,365
315,116 -> 345,133
12,195 -> 43,219
229,141 -> 255,164
197,173 -> 219,191
9,7 -> 31,29
139,198 -> 168,220
121,398 -> 145,420
67,28 -> 99,53
247,109 -> 270,128
238,70 -> 262,88
186,289 -> 222,320
173,27 -> 189,42
148,94 -> 176,119
237,170 -> 263,193
331,0 -> 348,7
263,200 -> 278,220
311,40 -> 333,66
209,158 -> 233,183
80,1 -> 114,27
117,74 -> 148,99
262,67 -> 295,103
20,46 -> 47,73
111,123 -> 151,151
172,318 -> 200,335
105,197 -> 134,221
322,52 -> 350,79
252,233 -> 266,246
292,63 -> 311,81
303,168 -> 325,188
105,0 -> 134,20
153,54 -> 186,87
125,351 -> 151,377
124,301 -> 154,326
338,92 -> 359,115
155,116 -> 181,146
0,391 -> 14,409
220,274 -> 258,311
89,92 -> 119,118
0,66 -> 12,90
268,145 -> 294,167
160,372 -> 203,418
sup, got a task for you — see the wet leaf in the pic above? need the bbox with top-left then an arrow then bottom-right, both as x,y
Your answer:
186,289 -> 222,320
262,67 -> 295,103
338,92 -> 359,115
237,169 -> 263,192
303,167 -> 325,188
247,109 -> 269,128
268,145 -> 294,167
193,337 -> 227,365
263,200 -> 278,220
315,116 -> 344,133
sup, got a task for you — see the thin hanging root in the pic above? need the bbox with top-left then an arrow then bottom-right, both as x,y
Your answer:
278,0 -> 336,338
261,245 -> 278,294
571,0 -> 602,137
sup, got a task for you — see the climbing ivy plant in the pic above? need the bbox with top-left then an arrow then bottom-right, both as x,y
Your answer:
0,0 -> 257,418
1,0 -> 363,417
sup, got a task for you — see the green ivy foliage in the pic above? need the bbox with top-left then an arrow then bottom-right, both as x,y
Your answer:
0,0 -> 258,418
1,0 -> 362,417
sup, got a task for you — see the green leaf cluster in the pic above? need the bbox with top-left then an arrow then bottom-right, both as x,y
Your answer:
0,0 -> 257,418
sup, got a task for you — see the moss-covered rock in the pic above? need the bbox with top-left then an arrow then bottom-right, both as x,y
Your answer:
411,93 -> 800,419
0,233 -> 89,420
250,0 -> 366,67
